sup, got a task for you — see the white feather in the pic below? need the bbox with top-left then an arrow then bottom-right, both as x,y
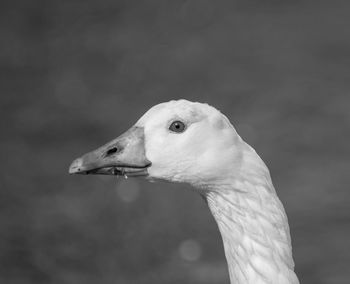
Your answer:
136,99 -> 299,284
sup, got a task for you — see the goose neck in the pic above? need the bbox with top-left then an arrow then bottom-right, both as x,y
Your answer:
206,179 -> 299,284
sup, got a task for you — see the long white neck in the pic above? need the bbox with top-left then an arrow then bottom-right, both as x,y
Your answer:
204,145 -> 299,284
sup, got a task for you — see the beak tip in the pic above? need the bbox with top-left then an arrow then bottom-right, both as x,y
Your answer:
69,157 -> 83,174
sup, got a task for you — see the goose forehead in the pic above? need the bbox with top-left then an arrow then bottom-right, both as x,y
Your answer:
136,100 -> 219,127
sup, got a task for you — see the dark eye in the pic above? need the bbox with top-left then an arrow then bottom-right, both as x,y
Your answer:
169,121 -> 186,133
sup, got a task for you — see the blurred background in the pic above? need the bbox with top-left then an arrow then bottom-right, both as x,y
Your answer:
1,0 -> 350,283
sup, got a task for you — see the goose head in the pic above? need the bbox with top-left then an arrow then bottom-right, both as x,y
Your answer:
69,99 -> 299,284
69,100 -> 247,189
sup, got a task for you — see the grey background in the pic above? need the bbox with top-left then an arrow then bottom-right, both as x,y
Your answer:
1,0 -> 350,283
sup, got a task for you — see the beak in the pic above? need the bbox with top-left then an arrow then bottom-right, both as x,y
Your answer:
69,126 -> 151,177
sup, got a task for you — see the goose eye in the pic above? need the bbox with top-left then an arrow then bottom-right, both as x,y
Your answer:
169,121 -> 186,133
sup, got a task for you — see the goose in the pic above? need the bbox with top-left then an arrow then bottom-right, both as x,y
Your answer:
69,99 -> 299,284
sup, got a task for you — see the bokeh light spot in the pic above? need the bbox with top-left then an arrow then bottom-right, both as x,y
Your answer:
178,239 -> 202,262
116,178 -> 140,203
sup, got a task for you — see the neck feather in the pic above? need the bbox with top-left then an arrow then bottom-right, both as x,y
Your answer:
205,146 -> 299,284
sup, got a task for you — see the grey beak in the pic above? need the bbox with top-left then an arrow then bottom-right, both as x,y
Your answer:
69,126 -> 151,177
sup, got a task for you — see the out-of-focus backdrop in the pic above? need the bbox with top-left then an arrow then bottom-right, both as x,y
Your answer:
1,0 -> 349,283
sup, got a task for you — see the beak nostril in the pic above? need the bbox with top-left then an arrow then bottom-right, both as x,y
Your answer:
106,147 -> 119,156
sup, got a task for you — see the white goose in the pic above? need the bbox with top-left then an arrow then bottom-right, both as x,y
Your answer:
69,99 -> 299,284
